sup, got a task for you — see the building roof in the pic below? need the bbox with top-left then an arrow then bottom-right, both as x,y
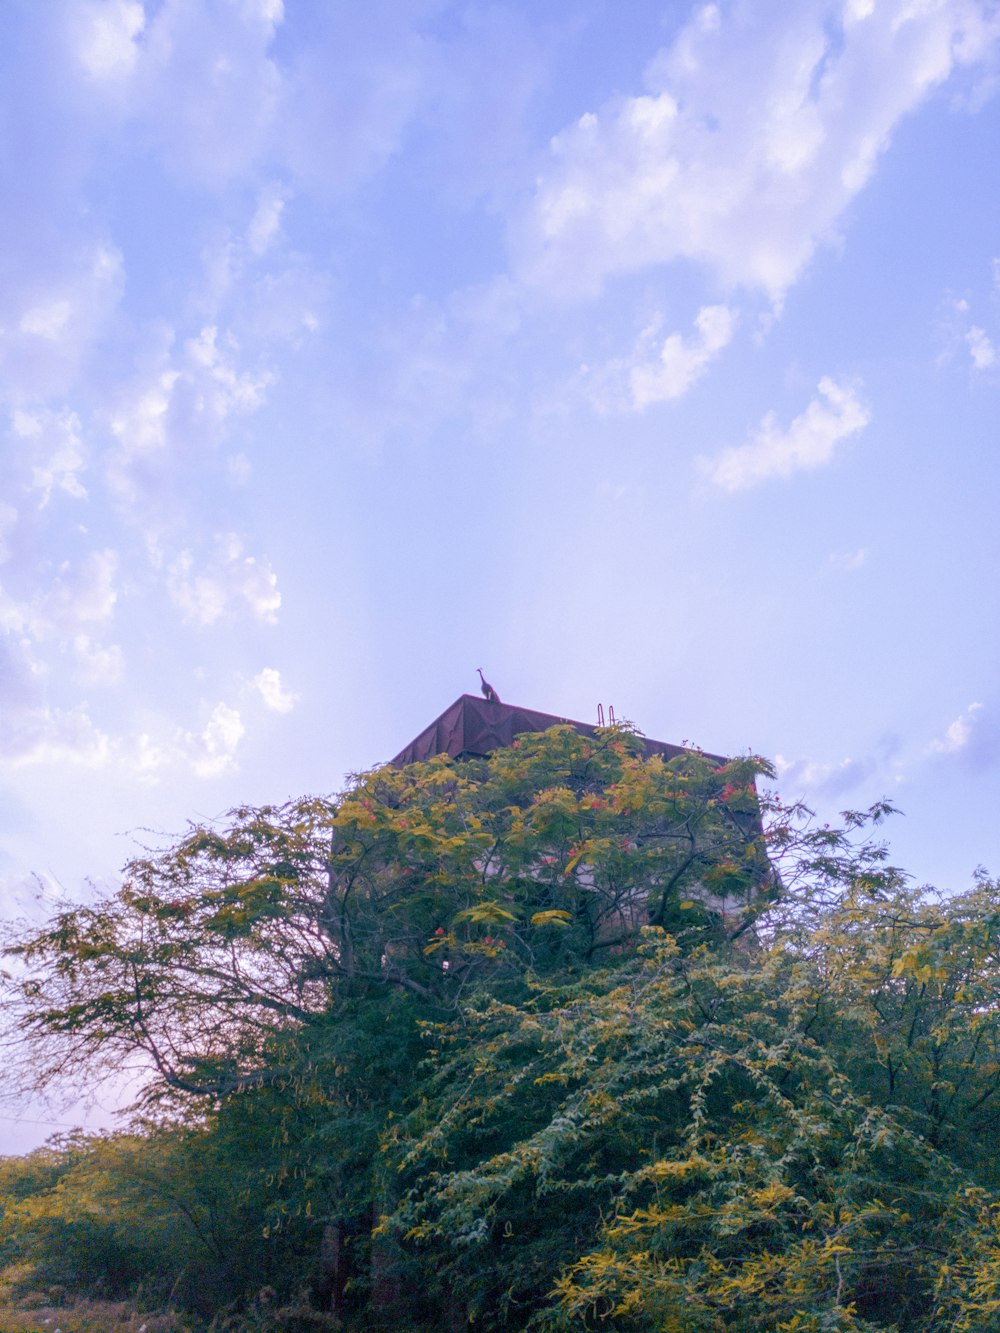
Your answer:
390,694 -> 724,768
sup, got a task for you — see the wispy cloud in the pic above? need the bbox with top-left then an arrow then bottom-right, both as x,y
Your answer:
73,635 -> 124,687
0,704 -> 111,768
246,182 -> 288,257
584,303 -> 737,412
77,0 -> 285,186
253,667 -> 298,714
1,244 -> 124,403
107,323 -> 272,507
0,549 -> 119,641
930,701 -> 984,755
630,305 -> 737,409
167,534 -> 280,626
516,2 -> 1000,303
11,408 -> 88,506
706,377 -> 870,491
967,325 -> 997,369
72,0 -> 145,83
774,752 -> 877,799
185,702 -> 245,780
0,504 -> 17,565
827,548 -> 869,572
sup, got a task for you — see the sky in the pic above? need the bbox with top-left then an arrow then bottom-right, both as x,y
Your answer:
2,0 -> 1000,1146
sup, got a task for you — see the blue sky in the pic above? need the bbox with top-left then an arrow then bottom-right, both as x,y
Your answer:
2,0 -> 1000,1140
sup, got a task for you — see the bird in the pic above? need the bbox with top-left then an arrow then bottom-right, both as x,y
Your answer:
477,668 -> 501,704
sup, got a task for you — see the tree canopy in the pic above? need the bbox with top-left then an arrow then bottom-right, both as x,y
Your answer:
3,724 -> 1000,1331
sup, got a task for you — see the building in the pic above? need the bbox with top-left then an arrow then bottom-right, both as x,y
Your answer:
387,692 -> 770,931
391,693 -> 723,768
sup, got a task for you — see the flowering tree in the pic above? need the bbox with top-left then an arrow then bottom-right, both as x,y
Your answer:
9,725 -> 1000,1330
2,725 -> 773,1101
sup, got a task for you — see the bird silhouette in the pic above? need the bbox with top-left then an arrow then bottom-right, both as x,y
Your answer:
477,668 -> 500,704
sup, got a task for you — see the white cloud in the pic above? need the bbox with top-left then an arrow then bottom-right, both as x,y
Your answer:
0,547 -> 123,765
0,685 -> 259,782
108,324 -> 271,503
940,277 -> 999,370
828,547 -> 869,572
227,452 -> 252,485
930,701 -> 983,754
131,732 -> 169,780
0,549 -> 119,642
516,1 -> 1000,303
0,705 -> 111,767
111,377 -> 175,457
253,666 -> 298,713
277,6 -> 436,193
11,408 -> 88,506
246,183 -> 287,256
46,549 -> 119,633
73,0 -> 146,82
186,702 -> 245,779
0,504 -> 17,564
166,552 -> 229,625
19,299 -> 73,340
109,345 -> 180,471
73,634 -> 124,686
967,325 -> 997,369
0,245 -> 124,402
167,534 -> 280,625
185,325 -> 272,414
774,751 -> 875,797
130,0 -> 284,187
192,203 -> 327,346
23,248 -> 121,339
706,376 -> 870,491
244,0 -> 284,23
0,870 -> 66,924
629,304 -> 737,409
0,635 -> 43,713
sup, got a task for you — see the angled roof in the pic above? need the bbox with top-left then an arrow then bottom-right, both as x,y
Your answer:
390,694 -> 723,768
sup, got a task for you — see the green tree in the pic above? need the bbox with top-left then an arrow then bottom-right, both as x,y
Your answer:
2,726 -> 773,1102
384,928 -> 999,1330
0,726 -> 769,1317
8,724 -> 999,1330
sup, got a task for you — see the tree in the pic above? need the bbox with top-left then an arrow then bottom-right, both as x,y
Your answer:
1,725 -> 772,1102
384,930 -> 992,1331
0,725 -> 771,1317
787,872 -> 1000,1170
9,723 -> 999,1330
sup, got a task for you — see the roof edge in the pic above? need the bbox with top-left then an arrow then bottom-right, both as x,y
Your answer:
390,694 -> 725,768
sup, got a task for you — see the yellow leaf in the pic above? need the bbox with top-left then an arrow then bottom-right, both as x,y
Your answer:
530,910 -> 572,928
